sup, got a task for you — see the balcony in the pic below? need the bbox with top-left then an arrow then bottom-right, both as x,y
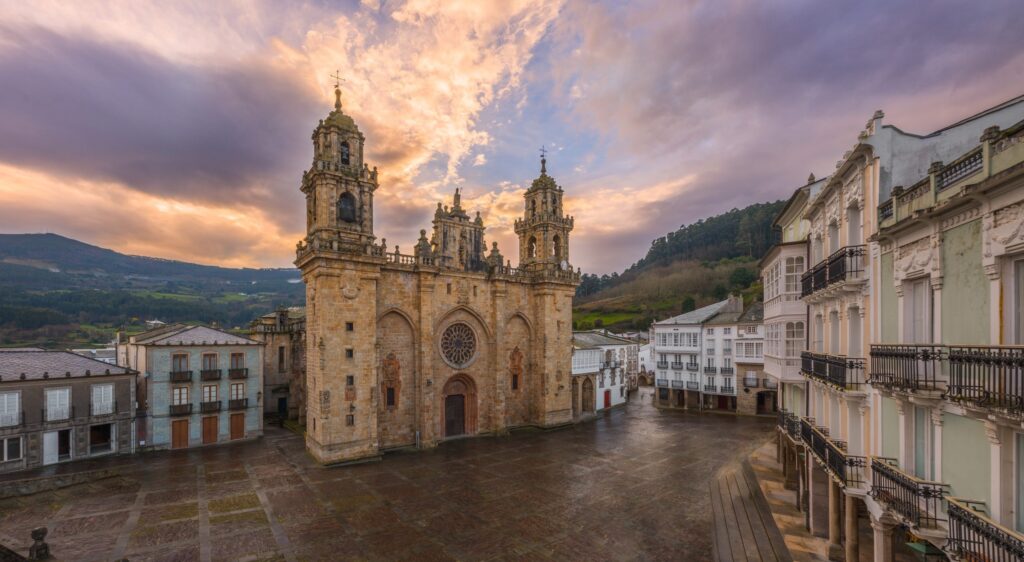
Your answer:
670,380 -> 684,389
868,344 -> 945,393
870,458 -> 949,529
777,410 -> 802,442
656,361 -> 669,369
704,366 -> 718,374
200,401 -> 221,413
228,398 -> 248,410
801,351 -> 865,391
602,360 -> 621,369
947,345 -> 1024,417
169,370 -> 193,383
0,411 -> 25,428
228,368 -> 249,380
704,384 -> 717,392
720,367 -> 735,375
801,418 -> 866,488
720,385 -> 736,395
801,245 -> 867,299
89,400 -> 117,417
43,405 -> 72,422
743,377 -> 759,388
723,348 -> 732,357
670,362 -> 684,370
169,403 -> 192,416
686,381 -> 699,390
200,369 -> 222,381
945,497 -> 1024,562
686,363 -> 699,372
656,378 -> 669,387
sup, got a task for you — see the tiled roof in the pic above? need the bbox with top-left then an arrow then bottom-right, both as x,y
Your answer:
137,325 -> 261,346
573,331 -> 634,348
739,302 -> 764,323
654,299 -> 730,326
0,350 -> 133,382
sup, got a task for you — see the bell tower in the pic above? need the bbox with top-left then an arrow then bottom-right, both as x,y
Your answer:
514,150 -> 574,269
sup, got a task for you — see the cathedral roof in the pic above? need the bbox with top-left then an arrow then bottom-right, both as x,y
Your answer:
528,157 -> 561,192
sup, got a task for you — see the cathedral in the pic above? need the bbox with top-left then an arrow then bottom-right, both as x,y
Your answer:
294,85 -> 580,464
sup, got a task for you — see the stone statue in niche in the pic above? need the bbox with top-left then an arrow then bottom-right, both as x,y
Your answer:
509,346 -> 524,388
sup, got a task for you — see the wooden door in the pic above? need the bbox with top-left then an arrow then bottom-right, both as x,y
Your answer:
230,413 -> 245,440
171,419 -> 189,449
202,416 -> 218,444
604,390 -> 611,409
444,394 -> 465,437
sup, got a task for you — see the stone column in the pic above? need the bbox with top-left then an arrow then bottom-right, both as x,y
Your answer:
844,494 -> 859,562
784,445 -> 799,491
871,516 -> 896,562
827,480 -> 843,560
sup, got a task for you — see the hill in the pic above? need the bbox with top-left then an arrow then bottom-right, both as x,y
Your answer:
574,200 -> 785,331
0,234 -> 303,348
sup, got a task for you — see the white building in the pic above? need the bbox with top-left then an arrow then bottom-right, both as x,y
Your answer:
570,331 -> 634,418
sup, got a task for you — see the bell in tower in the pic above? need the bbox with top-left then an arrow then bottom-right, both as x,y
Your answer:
514,149 -> 574,271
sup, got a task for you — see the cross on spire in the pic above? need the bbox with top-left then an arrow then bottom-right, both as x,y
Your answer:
331,70 -> 345,89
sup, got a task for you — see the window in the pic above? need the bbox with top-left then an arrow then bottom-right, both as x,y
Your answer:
172,354 -> 188,372
45,388 -> 70,421
447,283 -> 452,295
230,383 -> 244,400
91,384 -> 114,416
346,322 -> 354,332
512,374 -> 519,390
89,423 -> 114,455
346,375 -> 354,387
785,322 -> 804,358
203,385 -> 218,402
784,257 -> 804,294
0,392 -> 20,427
340,141 -> 351,165
706,328 -> 714,335
337,192 -> 357,223
386,387 -> 396,407
723,328 -> 731,335
230,353 -> 244,369
172,386 -> 190,405
1,436 -> 22,462
278,346 -> 286,373
345,414 -> 355,426
904,277 -> 932,344
346,349 -> 354,359
202,354 -> 218,371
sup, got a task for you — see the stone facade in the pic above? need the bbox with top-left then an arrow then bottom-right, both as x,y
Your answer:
294,87 -> 580,465
250,308 -> 306,420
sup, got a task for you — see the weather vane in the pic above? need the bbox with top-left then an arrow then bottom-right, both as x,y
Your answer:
539,145 -> 547,159
331,70 -> 345,89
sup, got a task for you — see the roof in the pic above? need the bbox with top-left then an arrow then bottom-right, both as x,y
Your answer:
654,299 -> 731,326
738,302 -> 764,323
133,325 -> 261,346
259,307 -> 306,320
573,331 -> 635,348
0,350 -> 133,382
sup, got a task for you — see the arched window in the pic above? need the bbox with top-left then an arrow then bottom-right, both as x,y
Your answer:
527,236 -> 538,258
337,192 -> 357,223
552,235 -> 562,261
340,141 -> 351,166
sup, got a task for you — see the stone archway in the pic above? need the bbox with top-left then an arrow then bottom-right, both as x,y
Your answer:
582,377 -> 595,413
442,374 -> 477,438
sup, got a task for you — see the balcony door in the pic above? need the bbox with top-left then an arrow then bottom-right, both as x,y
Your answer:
1015,260 -> 1024,344
903,278 -> 933,344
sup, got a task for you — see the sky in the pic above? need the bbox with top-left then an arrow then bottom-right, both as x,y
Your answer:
1,0 -> 1023,275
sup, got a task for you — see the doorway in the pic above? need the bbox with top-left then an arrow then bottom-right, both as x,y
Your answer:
603,389 -> 611,409
445,394 -> 465,437
89,423 -> 114,454
202,416 -> 218,444
230,413 -> 245,440
277,397 -> 288,419
42,429 -> 72,465
582,378 -> 595,413
171,419 -> 189,449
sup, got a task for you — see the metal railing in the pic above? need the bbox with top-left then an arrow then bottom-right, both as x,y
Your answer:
801,245 -> 866,298
704,366 -> 718,374
879,199 -> 894,221
743,377 -> 759,388
870,457 -> 949,529
946,497 -> 1024,562
169,403 -> 192,416
200,369 -> 222,381
937,148 -> 983,191
200,401 -> 221,413
704,384 -> 717,392
228,398 -> 248,410
720,385 -> 736,395
721,367 -> 735,375
670,380 -> 684,389
228,368 -> 249,379
947,345 -> 1024,416
869,344 -> 945,392
801,351 -> 865,390
686,381 -> 699,390
686,363 -> 699,372
169,370 -> 193,383
802,421 -> 866,488
670,362 -> 684,370
656,361 -> 669,369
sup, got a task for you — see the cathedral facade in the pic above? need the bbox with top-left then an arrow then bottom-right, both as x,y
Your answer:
294,87 -> 580,464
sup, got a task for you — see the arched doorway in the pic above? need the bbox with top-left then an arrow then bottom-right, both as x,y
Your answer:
582,377 -> 595,414
442,374 -> 477,438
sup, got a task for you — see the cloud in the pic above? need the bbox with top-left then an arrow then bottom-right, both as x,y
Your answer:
473,154 -> 487,166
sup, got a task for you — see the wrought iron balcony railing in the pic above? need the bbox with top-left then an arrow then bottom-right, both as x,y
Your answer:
169,403 -> 192,416
89,400 -> 117,417
228,368 -> 249,379
946,497 -> 1024,562
720,367 -> 735,375
743,377 -> 759,388
870,457 -> 949,529
228,398 -> 248,410
800,245 -> 867,298
800,351 -> 865,390
43,405 -> 72,422
200,401 -> 221,413
169,370 -> 192,383
656,361 -> 669,369
670,380 -> 684,389
802,419 -> 866,488
720,385 -> 736,395
686,363 -> 699,372
200,369 -> 222,381
868,344 -> 946,392
686,381 -> 699,390
704,366 -> 718,374
704,384 -> 717,392
947,345 -> 1024,417
670,362 -> 684,370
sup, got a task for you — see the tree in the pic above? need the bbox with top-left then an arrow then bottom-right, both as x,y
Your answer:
681,296 -> 696,313
729,267 -> 757,288
712,284 -> 728,300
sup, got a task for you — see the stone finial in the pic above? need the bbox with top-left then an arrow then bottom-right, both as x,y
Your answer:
28,527 -> 50,560
891,185 -> 904,197
980,125 -> 1001,142
807,173 -> 815,184
873,110 -> 884,120
928,161 -> 945,174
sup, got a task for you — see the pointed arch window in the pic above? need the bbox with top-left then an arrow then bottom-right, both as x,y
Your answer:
338,192 -> 358,224
340,141 -> 351,166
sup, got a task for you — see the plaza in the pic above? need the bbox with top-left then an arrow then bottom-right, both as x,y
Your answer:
0,389 -> 774,561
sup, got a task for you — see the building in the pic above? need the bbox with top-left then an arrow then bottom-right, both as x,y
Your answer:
249,307 -> 306,421
637,341 -> 653,385
70,348 -> 117,365
652,298 -> 734,409
0,349 -> 136,473
294,86 -> 579,465
773,96 -> 1024,562
570,331 -> 634,417
117,324 -> 264,450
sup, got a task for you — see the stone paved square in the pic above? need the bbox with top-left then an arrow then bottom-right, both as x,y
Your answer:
0,389 -> 773,561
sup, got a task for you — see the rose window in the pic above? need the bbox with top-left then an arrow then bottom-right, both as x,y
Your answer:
441,323 -> 477,368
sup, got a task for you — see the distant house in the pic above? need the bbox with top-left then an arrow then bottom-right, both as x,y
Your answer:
249,308 -> 306,422
117,325 -> 263,450
570,331 -> 636,418
0,349 -> 136,473
70,348 -> 117,365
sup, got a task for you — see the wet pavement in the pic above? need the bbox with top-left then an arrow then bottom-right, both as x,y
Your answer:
0,388 -> 774,561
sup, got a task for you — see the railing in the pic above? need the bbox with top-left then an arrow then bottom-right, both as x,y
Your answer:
800,416 -> 815,445
169,370 -> 192,383
947,345 -> 1024,416
937,148 -> 983,191
870,458 -> 949,529
200,401 -> 221,413
656,378 -> 669,387
720,385 -> 736,395
804,422 -> 866,488
826,245 -> 866,285
200,369 -> 222,381
670,362 -> 684,370
743,377 -> 759,388
228,398 -> 248,410
763,379 -> 779,390
656,361 -> 669,369
879,199 -> 894,222
869,344 -> 945,392
801,268 -> 814,298
705,384 -> 717,392
169,404 -> 192,416
686,381 -> 699,390
670,380 -> 684,389
0,411 -> 25,428
801,351 -> 865,390
43,405 -> 72,422
686,363 -> 699,372
704,366 -> 718,374
723,348 -> 732,357
228,368 -> 249,380
721,367 -> 735,375
90,400 -> 117,416
946,497 -> 1024,562
779,410 -> 801,442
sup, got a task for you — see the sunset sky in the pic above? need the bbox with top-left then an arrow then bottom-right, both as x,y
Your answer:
1,1 -> 1024,274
